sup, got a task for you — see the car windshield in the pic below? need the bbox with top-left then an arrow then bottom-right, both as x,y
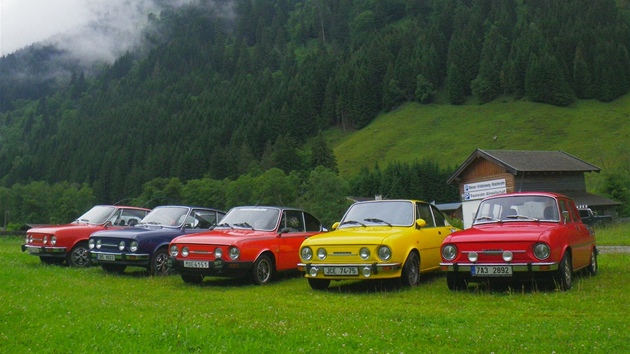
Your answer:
339,200 -> 414,228
74,206 -> 116,225
215,207 -> 281,231
139,207 -> 190,227
474,195 -> 560,224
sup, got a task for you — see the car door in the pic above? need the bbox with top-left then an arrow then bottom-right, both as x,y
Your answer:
275,210 -> 317,271
416,203 -> 450,270
560,199 -> 592,268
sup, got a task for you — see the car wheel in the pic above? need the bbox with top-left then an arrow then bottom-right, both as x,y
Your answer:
446,272 -> 467,291
181,273 -> 203,284
401,252 -> 420,287
586,248 -> 598,276
40,256 -> 64,265
150,248 -> 171,276
307,278 -> 330,290
66,242 -> 91,267
553,252 -> 572,291
102,264 -> 126,274
251,254 -> 274,285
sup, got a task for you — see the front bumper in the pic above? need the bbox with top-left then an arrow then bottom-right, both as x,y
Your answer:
440,262 -> 559,273
21,244 -> 67,256
90,250 -> 150,265
169,257 -> 253,278
298,262 -> 402,279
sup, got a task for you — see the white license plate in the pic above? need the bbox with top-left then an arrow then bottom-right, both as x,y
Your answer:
97,254 -> 115,261
28,248 -> 41,254
184,260 -> 209,269
323,267 -> 359,276
472,265 -> 512,277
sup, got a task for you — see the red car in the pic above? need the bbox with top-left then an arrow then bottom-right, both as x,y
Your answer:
169,206 -> 323,285
21,205 -> 151,267
440,192 -> 598,291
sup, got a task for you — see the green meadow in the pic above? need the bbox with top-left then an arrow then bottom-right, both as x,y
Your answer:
1,223 -> 628,353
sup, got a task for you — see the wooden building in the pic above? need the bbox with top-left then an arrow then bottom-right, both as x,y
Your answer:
447,149 -> 620,228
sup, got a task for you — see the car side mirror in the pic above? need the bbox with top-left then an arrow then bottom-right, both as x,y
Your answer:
416,219 -> 427,229
331,222 -> 340,231
562,211 -> 570,224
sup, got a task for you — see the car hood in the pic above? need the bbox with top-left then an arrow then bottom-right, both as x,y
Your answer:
28,224 -> 102,234
446,222 -> 558,243
172,229 -> 272,245
302,226 -> 407,246
91,226 -> 183,240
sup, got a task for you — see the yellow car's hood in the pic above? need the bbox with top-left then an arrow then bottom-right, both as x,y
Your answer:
304,226 -> 408,246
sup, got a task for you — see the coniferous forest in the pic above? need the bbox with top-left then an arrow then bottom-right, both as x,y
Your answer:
1,0 -> 630,227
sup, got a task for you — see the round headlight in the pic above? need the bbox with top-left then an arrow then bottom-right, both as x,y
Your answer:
362,266 -> 372,277
377,246 -> 392,261
96,239 -> 102,249
118,241 -> 126,251
441,244 -> 457,261
214,247 -> 223,259
181,247 -> 189,257
51,236 -> 56,245
301,247 -> 313,261
170,245 -> 178,257
309,266 -> 319,277
228,247 -> 240,260
468,251 -> 478,262
25,235 -> 30,244
129,241 -> 138,253
359,247 -> 370,260
533,243 -> 550,260
502,251 -> 513,262
317,248 -> 327,260
42,236 -> 48,244
89,239 -> 95,249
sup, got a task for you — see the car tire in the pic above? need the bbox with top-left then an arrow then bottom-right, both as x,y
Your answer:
586,248 -> 598,276
66,242 -> 91,267
251,254 -> 274,285
102,264 -> 126,274
181,273 -> 203,284
401,252 -> 420,287
446,272 -> 467,291
553,252 -> 572,291
307,278 -> 330,290
149,248 -> 171,276
40,256 -> 64,266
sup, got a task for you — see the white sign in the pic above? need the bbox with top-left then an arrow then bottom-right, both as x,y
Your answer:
463,179 -> 506,201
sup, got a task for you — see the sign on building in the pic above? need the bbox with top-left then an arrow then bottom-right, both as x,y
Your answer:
462,179 -> 506,201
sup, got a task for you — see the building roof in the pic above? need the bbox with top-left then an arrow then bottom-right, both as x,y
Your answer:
563,191 -> 622,207
447,149 -> 600,184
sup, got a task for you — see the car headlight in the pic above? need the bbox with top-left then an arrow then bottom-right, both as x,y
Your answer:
42,236 -> 48,244
181,247 -> 189,257
377,246 -> 392,261
118,241 -> 126,251
533,243 -> 550,260
215,247 -> 223,259
441,244 -> 457,261
301,247 -> 313,261
359,247 -> 370,260
228,247 -> 240,260
129,241 -> 138,253
89,239 -> 95,249
96,239 -> 102,249
51,236 -> 56,245
317,248 -> 327,260
170,245 -> 178,257
25,235 -> 30,244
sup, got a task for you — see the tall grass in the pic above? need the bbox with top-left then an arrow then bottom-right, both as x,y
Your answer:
1,228 -> 628,353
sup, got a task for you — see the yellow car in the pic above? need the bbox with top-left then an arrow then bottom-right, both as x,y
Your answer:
298,199 -> 459,290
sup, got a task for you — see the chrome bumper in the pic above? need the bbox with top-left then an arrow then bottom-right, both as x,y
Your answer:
440,262 -> 559,272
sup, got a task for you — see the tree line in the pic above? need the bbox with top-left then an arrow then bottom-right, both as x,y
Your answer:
0,0 -> 629,211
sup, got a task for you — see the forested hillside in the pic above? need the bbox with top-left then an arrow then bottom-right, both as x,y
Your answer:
1,0 -> 630,226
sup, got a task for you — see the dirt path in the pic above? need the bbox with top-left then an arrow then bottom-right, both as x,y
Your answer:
598,246 -> 630,254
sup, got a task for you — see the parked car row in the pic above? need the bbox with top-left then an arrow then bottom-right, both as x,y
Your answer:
21,192 -> 598,291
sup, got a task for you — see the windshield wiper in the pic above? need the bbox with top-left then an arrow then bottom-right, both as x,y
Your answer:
364,218 -> 392,227
234,222 -> 254,230
475,216 -> 500,223
506,214 -> 539,221
212,223 -> 233,229
340,220 -> 366,227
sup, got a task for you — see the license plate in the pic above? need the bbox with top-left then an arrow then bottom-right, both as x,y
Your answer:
97,254 -> 115,261
28,248 -> 41,254
323,267 -> 359,276
472,265 -> 512,277
184,260 -> 209,268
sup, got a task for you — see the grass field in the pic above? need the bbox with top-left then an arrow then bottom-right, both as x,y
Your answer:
1,224 -> 629,353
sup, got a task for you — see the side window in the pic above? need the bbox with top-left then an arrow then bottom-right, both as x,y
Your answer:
192,210 -> 221,229
430,205 -> 447,227
304,212 -> 322,232
416,203 -> 436,227
559,200 -> 574,223
281,211 -> 305,232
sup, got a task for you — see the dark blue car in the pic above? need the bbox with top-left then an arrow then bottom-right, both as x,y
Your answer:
89,206 -> 225,275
